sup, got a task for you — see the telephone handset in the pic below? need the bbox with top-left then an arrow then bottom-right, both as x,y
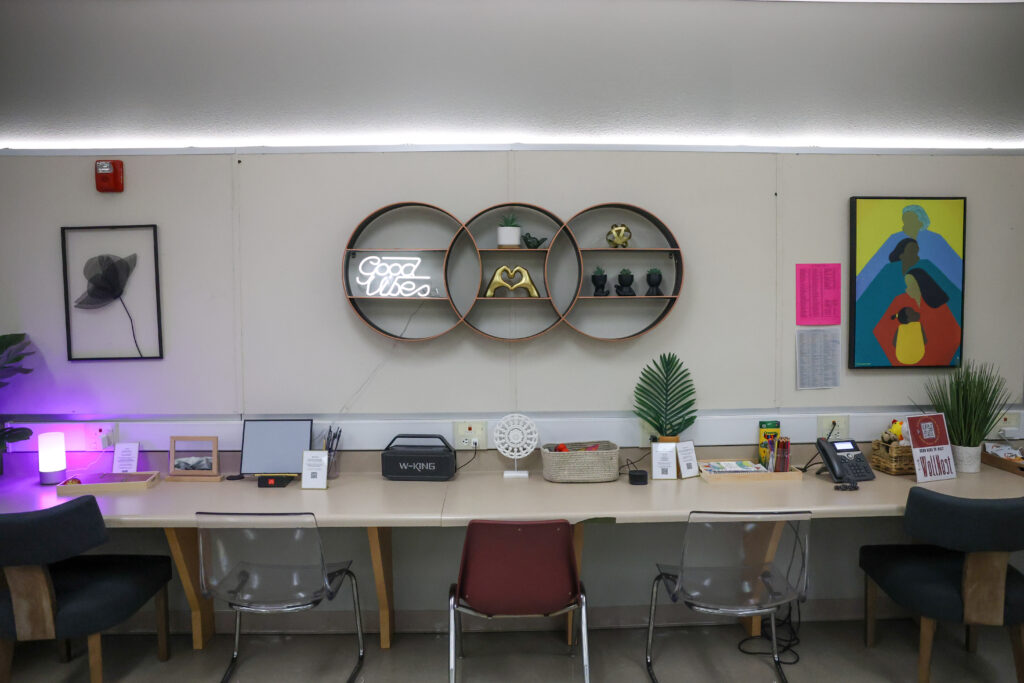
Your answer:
815,438 -> 875,483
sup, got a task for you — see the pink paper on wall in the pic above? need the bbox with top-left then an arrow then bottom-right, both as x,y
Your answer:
796,263 -> 841,325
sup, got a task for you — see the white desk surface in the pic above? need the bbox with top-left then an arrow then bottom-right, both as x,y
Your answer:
2,449 -> 1023,527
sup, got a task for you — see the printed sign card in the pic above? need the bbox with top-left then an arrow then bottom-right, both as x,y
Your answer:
676,441 -> 699,479
906,413 -> 957,482
651,442 -> 678,479
112,442 -> 139,473
301,450 -> 329,489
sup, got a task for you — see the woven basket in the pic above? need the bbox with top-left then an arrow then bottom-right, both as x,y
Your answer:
871,439 -> 915,475
541,441 -> 620,483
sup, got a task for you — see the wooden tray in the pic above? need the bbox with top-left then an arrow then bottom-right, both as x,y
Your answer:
57,471 -> 160,496
698,459 -> 803,483
982,450 -> 1024,478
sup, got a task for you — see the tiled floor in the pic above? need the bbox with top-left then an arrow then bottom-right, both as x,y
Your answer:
7,619 -> 1018,682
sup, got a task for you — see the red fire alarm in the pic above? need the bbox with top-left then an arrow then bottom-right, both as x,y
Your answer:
95,160 -> 124,192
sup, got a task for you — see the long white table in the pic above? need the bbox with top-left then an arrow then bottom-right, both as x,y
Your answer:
2,450 -> 1021,650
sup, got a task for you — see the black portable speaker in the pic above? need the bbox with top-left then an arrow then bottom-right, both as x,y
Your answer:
381,434 -> 457,481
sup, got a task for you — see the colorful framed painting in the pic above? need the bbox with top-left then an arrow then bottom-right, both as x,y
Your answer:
849,198 -> 965,369
61,225 -> 164,361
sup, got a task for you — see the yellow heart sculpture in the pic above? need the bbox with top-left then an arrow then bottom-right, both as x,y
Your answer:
485,265 -> 540,297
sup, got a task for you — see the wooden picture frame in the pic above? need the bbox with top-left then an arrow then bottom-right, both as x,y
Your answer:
849,197 -> 965,369
166,436 -> 222,482
61,224 -> 164,361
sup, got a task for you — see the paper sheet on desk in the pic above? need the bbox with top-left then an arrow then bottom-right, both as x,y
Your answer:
796,328 -> 840,390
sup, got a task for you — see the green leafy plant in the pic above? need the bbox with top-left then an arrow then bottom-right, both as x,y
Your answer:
922,361 -> 1012,447
647,267 -> 661,276
1,333 -> 34,449
498,213 -> 521,227
633,352 -> 697,438
619,268 -> 632,277
593,266 -> 605,276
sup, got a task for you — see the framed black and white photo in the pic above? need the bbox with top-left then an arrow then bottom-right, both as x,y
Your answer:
61,225 -> 163,361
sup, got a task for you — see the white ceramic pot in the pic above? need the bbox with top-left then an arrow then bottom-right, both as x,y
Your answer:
951,444 -> 982,473
497,225 -> 521,248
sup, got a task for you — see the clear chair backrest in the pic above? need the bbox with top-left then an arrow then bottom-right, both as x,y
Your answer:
677,511 -> 811,612
196,512 -> 330,611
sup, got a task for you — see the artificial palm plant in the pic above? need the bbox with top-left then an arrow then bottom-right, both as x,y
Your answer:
633,352 -> 697,439
923,360 -> 1012,447
1,333 -> 34,474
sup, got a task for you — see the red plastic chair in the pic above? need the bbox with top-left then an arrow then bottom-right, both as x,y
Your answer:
448,519 -> 590,682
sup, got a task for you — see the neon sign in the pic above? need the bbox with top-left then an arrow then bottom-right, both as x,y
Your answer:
355,255 -> 433,298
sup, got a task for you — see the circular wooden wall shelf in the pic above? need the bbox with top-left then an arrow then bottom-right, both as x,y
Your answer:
344,202 -> 682,342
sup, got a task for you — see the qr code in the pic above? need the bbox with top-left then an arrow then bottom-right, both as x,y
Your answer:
685,462 -> 694,471
921,421 -> 936,439
310,471 -> 318,479
660,468 -> 669,475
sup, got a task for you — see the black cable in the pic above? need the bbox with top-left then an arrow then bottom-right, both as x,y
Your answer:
619,449 -> 651,473
456,444 -> 479,472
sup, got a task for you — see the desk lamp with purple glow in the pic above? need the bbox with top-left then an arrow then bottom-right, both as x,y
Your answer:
38,431 -> 67,485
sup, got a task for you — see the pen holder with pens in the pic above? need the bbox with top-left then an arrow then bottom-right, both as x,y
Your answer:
328,451 -> 341,479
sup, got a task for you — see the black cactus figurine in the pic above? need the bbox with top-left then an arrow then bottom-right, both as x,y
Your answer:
615,268 -> 635,296
591,266 -> 609,296
645,268 -> 663,296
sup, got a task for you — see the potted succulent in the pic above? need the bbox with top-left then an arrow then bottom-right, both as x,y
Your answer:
922,361 -> 1012,473
633,352 -> 697,442
591,266 -> 609,296
0,333 -> 34,476
615,268 -> 635,296
497,212 -> 521,249
646,267 -> 663,296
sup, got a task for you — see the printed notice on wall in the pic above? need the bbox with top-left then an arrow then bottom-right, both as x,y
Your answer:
796,264 -> 841,326
796,328 -> 841,390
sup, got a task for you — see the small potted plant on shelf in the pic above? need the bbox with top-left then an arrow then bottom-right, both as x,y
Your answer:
633,352 -> 697,443
922,360 -> 1013,473
615,268 -> 635,296
591,266 -> 609,296
497,213 -> 521,249
645,267 -> 663,296
0,333 -> 34,476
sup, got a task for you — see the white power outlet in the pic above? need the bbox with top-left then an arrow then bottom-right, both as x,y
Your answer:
990,411 -> 1022,438
817,415 -> 850,440
453,421 -> 487,450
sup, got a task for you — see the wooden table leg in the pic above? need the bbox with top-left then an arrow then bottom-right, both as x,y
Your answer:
566,522 -> 585,645
740,521 -> 786,638
367,527 -> 395,649
164,528 -> 215,650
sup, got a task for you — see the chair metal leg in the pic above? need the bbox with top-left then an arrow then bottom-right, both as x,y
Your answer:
864,574 -> 877,647
770,611 -> 788,683
645,573 -> 663,683
579,585 -> 591,683
87,632 -> 102,683
344,570 -> 365,683
455,608 -> 464,659
220,611 -> 241,683
918,616 -> 936,683
156,583 -> 170,662
449,584 -> 457,683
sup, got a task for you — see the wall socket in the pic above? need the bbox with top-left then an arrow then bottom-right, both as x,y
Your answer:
817,414 -> 850,440
453,421 -> 487,450
990,410 -> 1022,438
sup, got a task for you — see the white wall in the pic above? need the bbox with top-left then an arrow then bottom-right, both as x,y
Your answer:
1,1 -> 1023,150
2,151 -> 1022,419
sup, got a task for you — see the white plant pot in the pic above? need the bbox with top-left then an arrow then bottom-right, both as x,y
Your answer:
951,444 -> 982,473
497,225 -> 521,249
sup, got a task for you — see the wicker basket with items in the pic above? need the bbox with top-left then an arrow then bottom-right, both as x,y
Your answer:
870,419 -> 915,475
540,441 -> 620,483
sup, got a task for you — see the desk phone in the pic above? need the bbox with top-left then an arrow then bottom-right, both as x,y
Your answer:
815,438 -> 875,482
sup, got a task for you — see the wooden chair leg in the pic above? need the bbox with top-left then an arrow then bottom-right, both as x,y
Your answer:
864,574 -> 878,647
965,624 -> 978,653
1,638 -> 13,683
56,638 -> 72,662
918,617 -> 937,683
87,632 -> 102,683
1009,623 -> 1024,683
155,584 -> 170,662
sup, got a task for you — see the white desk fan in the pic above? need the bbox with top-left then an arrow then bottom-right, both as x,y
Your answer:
494,413 -> 538,479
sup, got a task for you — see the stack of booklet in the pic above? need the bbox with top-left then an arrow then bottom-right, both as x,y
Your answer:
701,460 -> 768,474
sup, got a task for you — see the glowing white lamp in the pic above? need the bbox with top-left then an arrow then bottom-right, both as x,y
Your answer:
38,431 -> 67,485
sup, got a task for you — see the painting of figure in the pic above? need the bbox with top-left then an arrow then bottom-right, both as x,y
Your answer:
849,198 -> 965,368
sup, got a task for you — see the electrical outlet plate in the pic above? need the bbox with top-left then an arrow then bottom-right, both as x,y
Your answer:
453,421 -> 487,450
989,411 -> 1022,438
817,414 -> 850,440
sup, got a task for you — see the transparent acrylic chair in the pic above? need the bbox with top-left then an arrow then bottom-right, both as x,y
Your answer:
196,512 -> 365,683
645,510 -> 811,683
